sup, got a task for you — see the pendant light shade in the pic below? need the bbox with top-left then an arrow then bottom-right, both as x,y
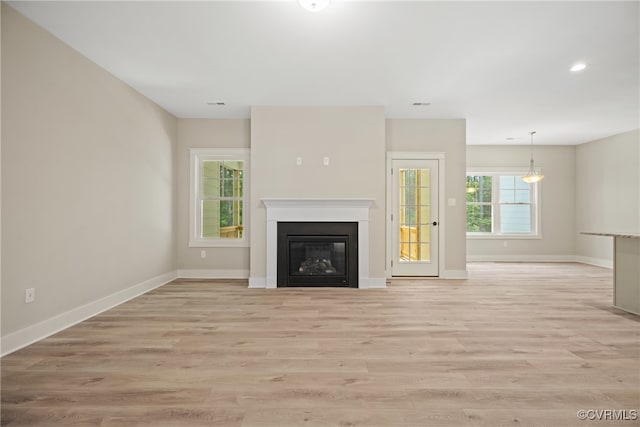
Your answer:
521,131 -> 544,183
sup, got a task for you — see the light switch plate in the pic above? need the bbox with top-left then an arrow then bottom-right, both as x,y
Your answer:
25,288 -> 35,303
448,198 -> 456,206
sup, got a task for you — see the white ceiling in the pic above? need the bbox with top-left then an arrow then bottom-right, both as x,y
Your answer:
7,0 -> 639,145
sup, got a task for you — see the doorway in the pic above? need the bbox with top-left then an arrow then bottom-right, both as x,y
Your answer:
389,157 -> 441,276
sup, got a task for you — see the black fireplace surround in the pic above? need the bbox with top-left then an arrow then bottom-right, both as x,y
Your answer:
277,222 -> 358,287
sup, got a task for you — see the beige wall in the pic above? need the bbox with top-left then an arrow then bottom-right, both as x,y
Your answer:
179,116 -> 468,279
576,129 -> 640,266
466,145 -> 576,260
1,4 -> 177,336
250,107 -> 387,281
385,119 -> 467,274
176,119 -> 250,273
1,2 -> 3,341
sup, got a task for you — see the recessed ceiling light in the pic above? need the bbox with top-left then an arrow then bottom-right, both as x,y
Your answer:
412,102 -> 431,106
299,0 -> 330,12
570,63 -> 587,72
207,101 -> 226,106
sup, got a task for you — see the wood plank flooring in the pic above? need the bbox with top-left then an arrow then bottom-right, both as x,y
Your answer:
2,263 -> 639,426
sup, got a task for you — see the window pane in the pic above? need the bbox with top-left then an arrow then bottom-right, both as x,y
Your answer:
221,164 -> 234,179
419,243 -> 430,261
466,204 -> 492,232
399,169 -> 433,264
467,175 -> 492,203
202,200 -> 220,239
499,176 -> 518,203
199,159 -> 244,240
515,178 -> 530,190
221,178 -> 234,197
466,176 -> 481,202
419,205 -> 431,225
515,189 -> 530,203
203,199 -> 242,238
499,175 -> 515,189
419,224 -> 430,243
419,187 -> 430,205
500,189 -> 515,203
220,200 -> 234,227
402,198 -> 413,224
405,169 -> 416,186
202,161 -> 220,198
481,186 -> 492,203
500,205 -> 531,233
402,169 -> 416,225
405,206 -> 417,226
466,175 -> 493,232
418,169 -> 430,187
400,242 -> 412,260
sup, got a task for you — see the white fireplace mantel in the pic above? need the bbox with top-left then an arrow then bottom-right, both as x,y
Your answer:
260,198 -> 376,289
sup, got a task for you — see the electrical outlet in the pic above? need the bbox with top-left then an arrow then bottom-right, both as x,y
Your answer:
323,157 -> 330,166
25,288 -> 35,304
296,157 -> 303,166
200,250 -> 207,259
503,241 -> 509,247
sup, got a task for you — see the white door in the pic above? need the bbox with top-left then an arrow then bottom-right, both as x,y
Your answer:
391,159 -> 439,276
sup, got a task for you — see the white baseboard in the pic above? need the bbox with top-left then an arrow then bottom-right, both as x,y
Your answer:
467,254 -> 578,263
1,270 -> 177,357
575,256 -> 613,269
385,271 -> 468,279
248,277 -> 266,288
177,269 -> 249,279
467,254 -> 614,269
442,269 -> 469,279
359,277 -> 387,289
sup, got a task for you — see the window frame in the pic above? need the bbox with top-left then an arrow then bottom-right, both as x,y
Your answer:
466,168 -> 541,240
189,148 -> 250,248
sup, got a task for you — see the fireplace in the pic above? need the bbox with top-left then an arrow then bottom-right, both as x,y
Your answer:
277,222 -> 358,287
258,198 -> 375,289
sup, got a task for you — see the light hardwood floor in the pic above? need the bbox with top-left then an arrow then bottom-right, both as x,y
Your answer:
2,263 -> 639,426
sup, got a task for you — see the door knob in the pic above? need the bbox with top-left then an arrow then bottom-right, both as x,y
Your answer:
432,221 -> 438,226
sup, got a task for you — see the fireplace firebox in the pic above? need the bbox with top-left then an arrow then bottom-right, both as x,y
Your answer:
277,222 -> 358,287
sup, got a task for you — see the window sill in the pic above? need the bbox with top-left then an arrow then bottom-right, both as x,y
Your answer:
189,239 -> 250,248
467,234 -> 541,240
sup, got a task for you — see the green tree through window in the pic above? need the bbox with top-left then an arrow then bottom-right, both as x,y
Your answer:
466,175 -> 492,232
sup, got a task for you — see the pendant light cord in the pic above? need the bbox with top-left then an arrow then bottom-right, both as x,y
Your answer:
529,131 -> 536,164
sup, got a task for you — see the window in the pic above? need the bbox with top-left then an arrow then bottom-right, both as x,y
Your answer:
466,172 -> 540,238
190,149 -> 249,247
399,168 -> 432,261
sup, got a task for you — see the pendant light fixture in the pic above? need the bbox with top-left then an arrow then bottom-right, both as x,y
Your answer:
521,131 -> 544,183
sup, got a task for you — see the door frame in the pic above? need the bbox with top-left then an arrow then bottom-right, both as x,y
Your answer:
386,152 -> 446,278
